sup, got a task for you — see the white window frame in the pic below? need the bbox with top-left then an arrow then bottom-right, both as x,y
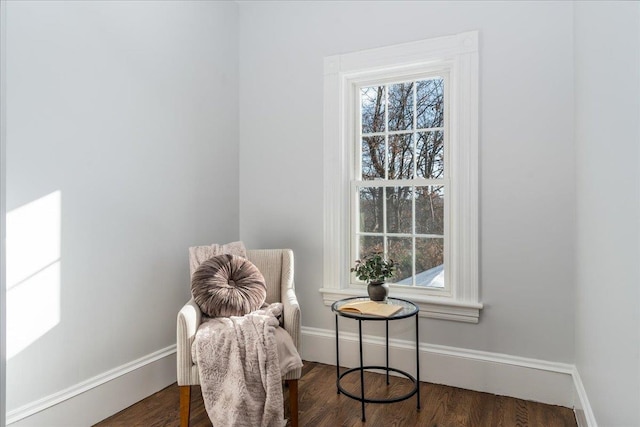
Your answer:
320,31 -> 482,323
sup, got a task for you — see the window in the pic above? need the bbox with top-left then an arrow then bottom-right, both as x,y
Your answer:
321,31 -> 482,323
355,77 -> 447,291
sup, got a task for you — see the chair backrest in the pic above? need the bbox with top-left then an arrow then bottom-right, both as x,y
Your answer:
247,249 -> 294,304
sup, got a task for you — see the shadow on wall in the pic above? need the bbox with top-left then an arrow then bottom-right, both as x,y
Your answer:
6,190 -> 61,360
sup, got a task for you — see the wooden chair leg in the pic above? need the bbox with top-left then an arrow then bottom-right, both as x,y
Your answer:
286,379 -> 298,427
179,385 -> 191,427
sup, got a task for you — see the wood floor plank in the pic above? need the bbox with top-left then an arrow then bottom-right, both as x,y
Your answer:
94,361 -> 577,427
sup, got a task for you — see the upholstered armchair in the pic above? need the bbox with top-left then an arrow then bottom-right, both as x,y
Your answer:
177,249 -> 302,427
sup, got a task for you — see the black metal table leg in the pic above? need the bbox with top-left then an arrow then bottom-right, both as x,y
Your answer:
386,319 -> 390,385
416,312 -> 420,410
359,319 -> 365,422
335,314 -> 340,394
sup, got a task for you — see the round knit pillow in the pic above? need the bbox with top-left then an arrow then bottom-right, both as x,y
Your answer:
191,254 -> 266,317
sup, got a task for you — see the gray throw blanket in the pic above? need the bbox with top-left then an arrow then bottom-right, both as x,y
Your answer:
192,303 -> 287,427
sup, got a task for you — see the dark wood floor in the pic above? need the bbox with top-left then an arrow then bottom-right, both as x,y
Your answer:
94,361 -> 577,427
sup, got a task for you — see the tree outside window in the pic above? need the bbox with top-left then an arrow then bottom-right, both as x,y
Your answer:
355,77 -> 446,289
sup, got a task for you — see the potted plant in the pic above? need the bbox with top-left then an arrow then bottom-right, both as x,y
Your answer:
351,252 -> 396,301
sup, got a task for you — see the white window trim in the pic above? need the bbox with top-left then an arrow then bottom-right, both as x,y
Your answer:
321,31 -> 482,323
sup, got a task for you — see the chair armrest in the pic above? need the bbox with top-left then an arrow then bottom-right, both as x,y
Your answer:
176,298 -> 202,385
282,287 -> 301,353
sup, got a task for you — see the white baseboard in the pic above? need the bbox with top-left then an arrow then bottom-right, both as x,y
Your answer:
572,367 -> 597,427
301,325 -> 595,422
6,345 -> 176,427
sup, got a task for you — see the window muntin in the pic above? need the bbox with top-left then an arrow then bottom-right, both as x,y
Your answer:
353,75 -> 448,291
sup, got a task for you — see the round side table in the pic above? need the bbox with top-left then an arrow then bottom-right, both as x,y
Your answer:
331,297 -> 420,422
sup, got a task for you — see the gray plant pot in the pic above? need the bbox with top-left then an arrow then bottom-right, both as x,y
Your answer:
367,281 -> 389,302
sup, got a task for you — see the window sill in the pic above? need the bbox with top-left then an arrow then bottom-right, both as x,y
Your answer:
319,287 -> 483,323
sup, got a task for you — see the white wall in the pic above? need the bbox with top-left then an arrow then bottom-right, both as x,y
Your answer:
238,1 -> 576,362
1,0 -> 8,425
5,0 -> 238,416
574,2 -> 640,426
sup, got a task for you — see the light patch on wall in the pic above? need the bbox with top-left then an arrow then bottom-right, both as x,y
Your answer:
6,191 -> 61,360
